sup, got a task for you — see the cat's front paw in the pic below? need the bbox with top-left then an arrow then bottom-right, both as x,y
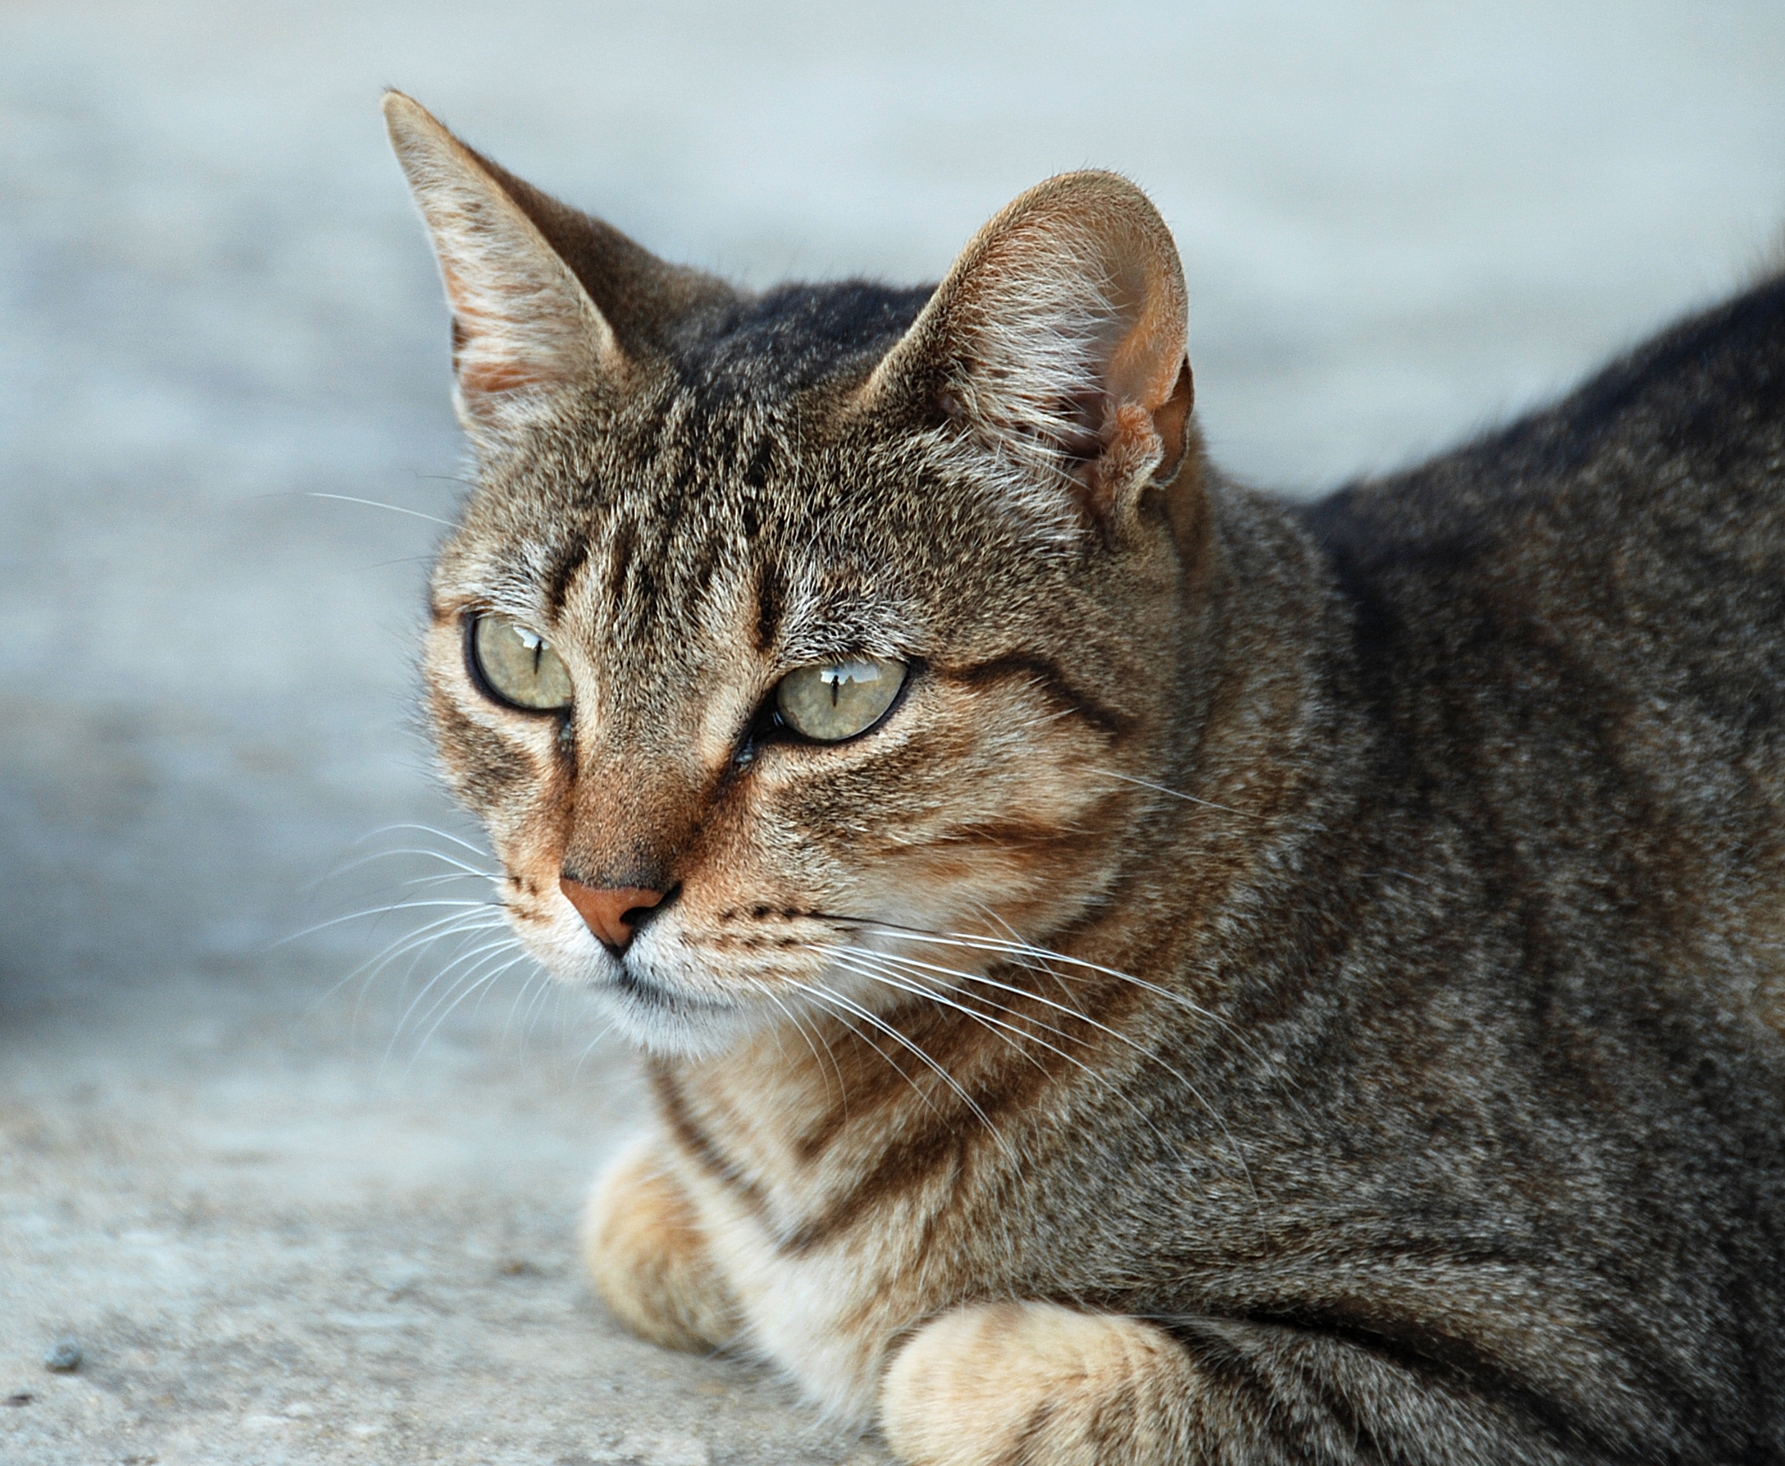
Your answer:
580,1135 -> 740,1353
879,1301 -> 1195,1466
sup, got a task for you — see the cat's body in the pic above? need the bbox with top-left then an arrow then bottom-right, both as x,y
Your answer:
384,92 -> 1785,1464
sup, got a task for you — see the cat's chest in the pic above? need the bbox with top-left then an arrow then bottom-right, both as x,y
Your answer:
659,1062 -> 985,1420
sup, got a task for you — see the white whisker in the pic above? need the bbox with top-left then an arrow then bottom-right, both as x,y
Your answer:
383,934 -> 522,1071
278,898 -> 502,948
405,951 -> 531,1072
750,978 -> 848,1110
307,492 -> 457,527
782,976 -> 988,1143
306,844 -> 499,890
1089,767 -> 1246,817
352,823 -> 498,860
835,945 -> 1261,1218
822,950 -> 1052,1079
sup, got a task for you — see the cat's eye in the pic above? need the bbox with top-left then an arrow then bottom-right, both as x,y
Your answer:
775,657 -> 908,743
468,613 -> 574,711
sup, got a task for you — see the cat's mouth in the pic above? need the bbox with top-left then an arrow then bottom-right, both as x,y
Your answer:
581,937 -> 774,1056
605,962 -> 732,1016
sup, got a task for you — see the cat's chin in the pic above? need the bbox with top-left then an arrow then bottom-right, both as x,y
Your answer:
591,964 -> 773,1060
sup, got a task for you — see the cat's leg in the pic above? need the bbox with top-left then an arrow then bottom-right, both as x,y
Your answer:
879,1301 -> 1196,1466
580,1133 -> 740,1353
881,1303 -> 1586,1466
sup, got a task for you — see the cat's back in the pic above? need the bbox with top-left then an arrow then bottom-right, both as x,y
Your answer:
1297,272 -> 1785,1034
1301,271 -> 1785,810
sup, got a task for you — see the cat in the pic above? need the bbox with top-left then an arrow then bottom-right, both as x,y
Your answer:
381,89 -> 1785,1465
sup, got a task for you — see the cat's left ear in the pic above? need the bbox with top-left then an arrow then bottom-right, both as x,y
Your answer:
859,171 -> 1193,526
383,92 -> 627,452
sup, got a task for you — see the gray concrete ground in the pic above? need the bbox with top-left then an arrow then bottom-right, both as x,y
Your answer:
3,3 -> 1784,1462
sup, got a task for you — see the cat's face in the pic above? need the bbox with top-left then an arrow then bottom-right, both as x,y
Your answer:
389,94 -> 1197,1054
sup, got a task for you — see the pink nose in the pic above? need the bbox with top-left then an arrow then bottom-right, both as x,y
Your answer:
559,878 -> 666,952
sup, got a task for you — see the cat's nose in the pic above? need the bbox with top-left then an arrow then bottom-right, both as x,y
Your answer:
559,877 -> 666,954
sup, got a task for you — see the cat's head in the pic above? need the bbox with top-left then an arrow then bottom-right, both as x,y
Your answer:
385,93 -> 1205,1056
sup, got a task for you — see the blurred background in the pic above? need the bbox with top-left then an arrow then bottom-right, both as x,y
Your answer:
3,2 -> 1784,1462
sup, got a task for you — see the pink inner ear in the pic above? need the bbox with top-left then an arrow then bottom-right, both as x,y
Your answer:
441,260 -> 572,397
1103,251 -> 1189,414
1085,359 -> 1193,513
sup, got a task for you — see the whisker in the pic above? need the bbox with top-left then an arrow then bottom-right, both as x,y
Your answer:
973,900 -> 1084,1012
571,1019 -> 623,1084
307,492 -> 457,527
783,975 -> 1011,1158
832,945 -> 1259,1210
578,1014 -> 628,1078
351,823 -> 497,860
520,960 -> 563,1046
822,950 -> 1053,1080
780,977 -> 959,1135
1089,767 -> 1247,817
305,844 -> 499,891
806,920 -> 1276,1236
504,962 -> 549,1040
399,869 -> 502,891
277,898 -> 502,948
405,951 -> 531,1072
883,924 -> 1310,1125
824,948 -> 1205,1160
828,919 -> 1247,1044
750,978 -> 848,1110
313,911 -> 509,1012
382,934 -> 522,1070
337,916 -> 507,1044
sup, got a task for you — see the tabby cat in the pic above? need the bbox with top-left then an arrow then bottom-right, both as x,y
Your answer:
382,91 -> 1785,1464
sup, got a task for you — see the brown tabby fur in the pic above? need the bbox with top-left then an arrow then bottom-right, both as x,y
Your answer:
384,91 -> 1785,1464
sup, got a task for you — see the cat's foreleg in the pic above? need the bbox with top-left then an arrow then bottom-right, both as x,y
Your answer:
880,1302 -> 1583,1466
580,1133 -> 740,1352
879,1301 -> 1197,1466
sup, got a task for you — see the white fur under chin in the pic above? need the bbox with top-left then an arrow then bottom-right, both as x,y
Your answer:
510,915 -> 755,1058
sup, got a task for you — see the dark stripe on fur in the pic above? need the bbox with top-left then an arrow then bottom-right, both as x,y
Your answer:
782,977 -> 1150,1254
941,655 -> 1134,736
544,539 -> 590,622
652,1068 -> 771,1223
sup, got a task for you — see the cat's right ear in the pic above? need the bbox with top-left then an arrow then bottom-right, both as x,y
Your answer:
856,171 -> 1195,533
382,92 -> 625,451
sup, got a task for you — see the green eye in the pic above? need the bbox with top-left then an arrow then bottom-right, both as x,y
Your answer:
775,657 -> 907,742
469,613 -> 574,711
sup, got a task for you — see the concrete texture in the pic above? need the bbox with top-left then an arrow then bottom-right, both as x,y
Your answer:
3,3 -> 1784,1461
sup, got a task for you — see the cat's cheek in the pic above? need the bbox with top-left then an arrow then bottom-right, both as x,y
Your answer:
425,679 -> 566,821
833,768 -> 1133,948
779,681 -> 1132,930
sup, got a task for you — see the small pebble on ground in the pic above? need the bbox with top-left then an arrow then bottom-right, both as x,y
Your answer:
42,1341 -> 81,1374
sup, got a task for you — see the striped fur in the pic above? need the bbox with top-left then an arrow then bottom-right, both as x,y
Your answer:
387,92 -> 1785,1464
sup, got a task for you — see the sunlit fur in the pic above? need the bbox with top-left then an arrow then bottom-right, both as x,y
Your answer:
388,92 -> 1785,1464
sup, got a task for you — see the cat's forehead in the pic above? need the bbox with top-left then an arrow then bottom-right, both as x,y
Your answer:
439,271 -> 1082,665
450,396 -> 928,672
